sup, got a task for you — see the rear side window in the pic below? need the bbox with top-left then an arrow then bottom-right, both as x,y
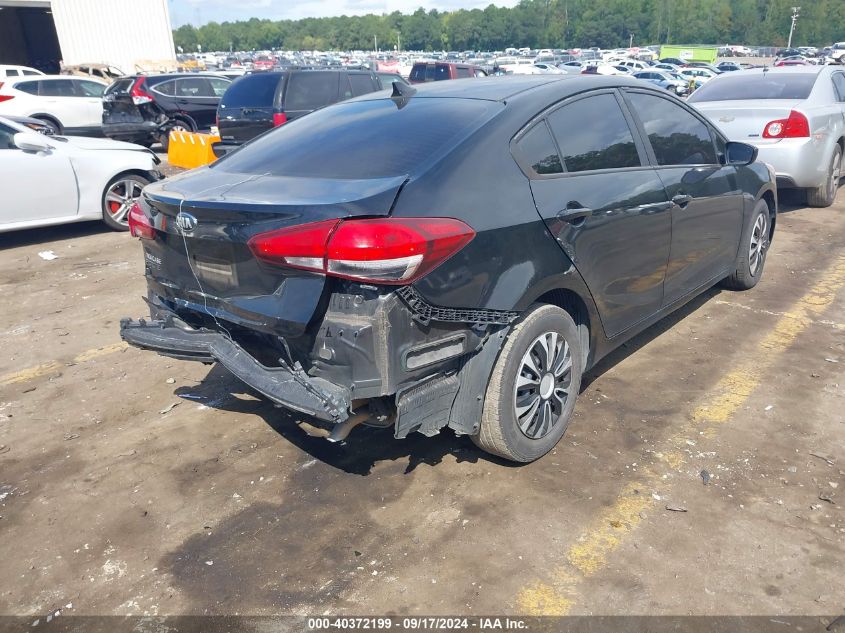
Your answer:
627,92 -> 718,166
14,81 -> 39,95
547,93 -> 641,173
285,73 -> 338,111
176,77 -> 214,97
516,123 -> 563,175
215,98 -> 501,179
6,69 -> 20,77
349,74 -> 376,97
689,72 -> 817,102
435,65 -> 451,81
153,80 -> 176,96
221,73 -> 282,108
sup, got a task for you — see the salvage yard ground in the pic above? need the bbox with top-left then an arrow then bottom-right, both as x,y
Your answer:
0,184 -> 843,618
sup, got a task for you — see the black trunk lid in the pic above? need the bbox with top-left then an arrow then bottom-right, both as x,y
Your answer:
141,168 -> 407,338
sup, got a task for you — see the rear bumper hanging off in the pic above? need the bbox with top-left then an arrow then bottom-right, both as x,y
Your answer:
119,318 -> 350,423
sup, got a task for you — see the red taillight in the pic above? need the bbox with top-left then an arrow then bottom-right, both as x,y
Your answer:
272,112 -> 287,127
128,202 -> 155,240
762,110 -> 810,139
248,217 -> 475,284
130,78 -> 154,106
0,82 -> 12,103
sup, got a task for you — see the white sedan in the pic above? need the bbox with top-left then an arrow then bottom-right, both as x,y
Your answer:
0,116 -> 162,233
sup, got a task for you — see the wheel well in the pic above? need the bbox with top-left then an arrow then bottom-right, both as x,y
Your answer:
31,113 -> 62,133
535,288 -> 591,367
171,114 -> 197,131
761,189 -> 776,238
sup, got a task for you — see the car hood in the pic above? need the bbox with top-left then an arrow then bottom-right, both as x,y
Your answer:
56,135 -> 151,152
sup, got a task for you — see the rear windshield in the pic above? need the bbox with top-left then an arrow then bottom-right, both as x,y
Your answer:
214,97 -> 501,179
221,73 -> 283,108
689,72 -> 818,102
105,78 -> 133,95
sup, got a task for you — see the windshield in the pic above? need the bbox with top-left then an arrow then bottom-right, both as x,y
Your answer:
689,72 -> 818,102
214,97 -> 502,179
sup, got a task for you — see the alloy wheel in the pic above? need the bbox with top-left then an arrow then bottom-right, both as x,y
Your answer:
105,179 -> 144,225
513,331 -> 573,439
748,212 -> 768,277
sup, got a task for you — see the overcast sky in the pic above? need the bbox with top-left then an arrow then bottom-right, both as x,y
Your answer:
169,0 -> 521,26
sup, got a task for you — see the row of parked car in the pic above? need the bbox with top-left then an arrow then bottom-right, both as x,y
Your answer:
1,62 -> 843,239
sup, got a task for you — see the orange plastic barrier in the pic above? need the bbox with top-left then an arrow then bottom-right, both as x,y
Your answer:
167,131 -> 221,169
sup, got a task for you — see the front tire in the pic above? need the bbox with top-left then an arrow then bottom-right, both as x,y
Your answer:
472,304 -> 583,463
806,145 -> 842,208
101,173 -> 150,231
722,198 -> 771,290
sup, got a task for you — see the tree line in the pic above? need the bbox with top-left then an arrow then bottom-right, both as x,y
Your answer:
172,0 -> 845,54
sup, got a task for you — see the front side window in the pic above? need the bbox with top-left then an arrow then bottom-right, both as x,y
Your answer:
832,73 -> 845,102
0,122 -> 16,150
456,67 -> 471,79
627,92 -> 718,166
76,80 -> 105,97
39,79 -> 76,97
516,122 -> 563,175
547,93 -> 641,173
208,77 -> 230,97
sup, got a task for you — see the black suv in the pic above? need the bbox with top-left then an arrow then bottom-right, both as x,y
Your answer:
216,69 -> 381,148
102,73 -> 231,149
121,76 -> 776,463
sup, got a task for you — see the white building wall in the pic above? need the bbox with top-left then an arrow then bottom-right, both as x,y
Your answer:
51,0 -> 176,73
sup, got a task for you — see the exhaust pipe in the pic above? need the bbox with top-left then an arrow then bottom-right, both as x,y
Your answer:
326,411 -> 371,443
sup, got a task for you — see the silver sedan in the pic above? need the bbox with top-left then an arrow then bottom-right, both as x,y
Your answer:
689,66 -> 845,207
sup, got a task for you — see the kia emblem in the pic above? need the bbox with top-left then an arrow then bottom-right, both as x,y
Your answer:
175,212 -> 198,233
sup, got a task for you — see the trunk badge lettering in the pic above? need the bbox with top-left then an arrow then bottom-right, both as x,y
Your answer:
175,212 -> 198,233
718,116 -> 735,122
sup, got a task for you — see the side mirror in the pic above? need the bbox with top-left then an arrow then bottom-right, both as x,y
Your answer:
14,132 -> 53,153
724,141 -> 757,166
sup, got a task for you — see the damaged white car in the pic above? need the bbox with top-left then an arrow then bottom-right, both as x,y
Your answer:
0,115 -> 162,233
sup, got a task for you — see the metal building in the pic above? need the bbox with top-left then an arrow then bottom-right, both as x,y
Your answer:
0,0 -> 176,75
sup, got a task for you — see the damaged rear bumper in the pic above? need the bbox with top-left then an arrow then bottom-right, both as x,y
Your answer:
119,317 -> 350,423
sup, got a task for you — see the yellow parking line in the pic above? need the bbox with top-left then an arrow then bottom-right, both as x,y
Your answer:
712,299 -> 845,330
0,342 -> 129,386
516,254 -> 845,614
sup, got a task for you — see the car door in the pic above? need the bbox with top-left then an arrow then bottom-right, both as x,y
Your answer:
0,121 -> 79,225
36,79 -> 86,130
173,77 -> 219,129
622,89 -> 744,306
832,71 -> 845,126
519,90 -> 674,338
72,79 -> 106,132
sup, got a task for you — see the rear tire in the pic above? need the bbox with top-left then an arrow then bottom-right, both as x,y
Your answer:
471,304 -> 583,463
722,198 -> 771,291
806,145 -> 842,208
159,117 -> 193,152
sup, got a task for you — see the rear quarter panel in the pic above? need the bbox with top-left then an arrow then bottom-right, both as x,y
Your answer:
70,149 -> 157,219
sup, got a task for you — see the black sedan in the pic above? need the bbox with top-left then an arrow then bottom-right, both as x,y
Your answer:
121,76 -> 776,463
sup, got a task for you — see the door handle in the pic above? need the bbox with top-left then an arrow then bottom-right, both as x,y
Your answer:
557,205 -> 593,223
672,194 -> 693,207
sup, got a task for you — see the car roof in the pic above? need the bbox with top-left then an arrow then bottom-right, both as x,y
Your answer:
384,75 -> 634,101
10,74 -> 76,81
